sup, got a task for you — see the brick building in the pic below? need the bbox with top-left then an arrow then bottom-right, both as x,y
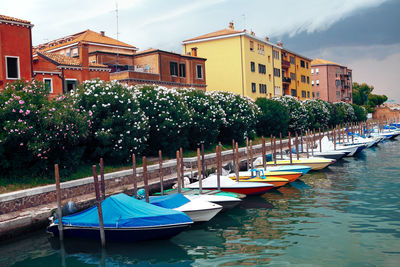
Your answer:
111,49 -> 207,90
311,58 -> 353,103
33,43 -> 110,96
0,15 -> 34,89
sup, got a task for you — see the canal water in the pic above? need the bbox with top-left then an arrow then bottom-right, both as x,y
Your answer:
1,140 -> 399,266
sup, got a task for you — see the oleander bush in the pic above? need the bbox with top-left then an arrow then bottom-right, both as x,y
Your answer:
303,99 -> 331,130
71,80 -> 149,163
255,98 -> 289,137
135,85 -> 191,154
209,91 -> 260,144
179,88 -> 226,148
0,80 -> 88,177
275,96 -> 310,133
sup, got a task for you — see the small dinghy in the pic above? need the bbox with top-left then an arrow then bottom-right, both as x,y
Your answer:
147,193 -> 222,223
47,193 -> 193,242
187,175 -> 275,196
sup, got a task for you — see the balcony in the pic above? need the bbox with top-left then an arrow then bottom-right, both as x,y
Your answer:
340,73 -> 350,79
282,77 -> 291,84
282,60 -> 290,69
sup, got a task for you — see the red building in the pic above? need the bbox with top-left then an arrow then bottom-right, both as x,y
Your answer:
111,49 -> 207,90
0,15 -> 33,89
311,58 -> 353,103
33,42 -> 110,96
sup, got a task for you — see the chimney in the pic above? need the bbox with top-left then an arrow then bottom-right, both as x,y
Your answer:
229,21 -> 234,29
79,42 -> 89,81
250,30 -> 255,36
191,47 -> 198,57
276,41 -> 283,47
100,31 -> 105,37
265,36 -> 270,42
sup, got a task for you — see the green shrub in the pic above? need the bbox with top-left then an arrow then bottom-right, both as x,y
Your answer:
179,88 -> 225,148
209,91 -> 259,144
303,99 -> 331,130
136,86 -> 190,154
0,80 -> 88,177
72,80 -> 149,162
275,96 -> 310,133
352,104 -> 367,122
255,98 -> 289,137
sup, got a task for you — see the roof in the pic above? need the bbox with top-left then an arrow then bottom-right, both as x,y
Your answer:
37,30 -> 137,52
311,58 -> 343,67
0,14 -> 32,26
183,28 -> 245,42
281,47 -> 312,62
135,48 -> 206,60
38,52 -> 108,68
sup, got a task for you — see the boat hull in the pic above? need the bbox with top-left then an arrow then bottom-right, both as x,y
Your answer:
266,161 -> 331,171
183,207 -> 223,222
47,223 -> 190,242
200,186 -> 274,196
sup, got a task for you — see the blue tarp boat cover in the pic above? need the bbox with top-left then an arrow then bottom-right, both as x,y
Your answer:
56,193 -> 192,228
147,193 -> 190,209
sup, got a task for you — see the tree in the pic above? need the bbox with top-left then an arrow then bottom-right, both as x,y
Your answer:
353,82 -> 373,106
255,98 -> 289,137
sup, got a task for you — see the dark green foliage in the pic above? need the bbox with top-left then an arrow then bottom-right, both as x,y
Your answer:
255,98 -> 289,137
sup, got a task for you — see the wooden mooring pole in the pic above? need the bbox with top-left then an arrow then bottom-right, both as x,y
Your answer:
99,158 -> 105,200
159,150 -> 164,195
180,147 -> 184,188
176,151 -> 181,193
288,132 -> 293,165
92,165 -> 105,247
54,164 -> 63,241
197,148 -> 202,193
249,140 -> 253,169
273,136 -> 277,166
216,145 -> 221,191
279,133 -> 283,160
262,136 -> 266,170
132,154 -> 137,197
295,132 -> 299,160
143,157 -> 149,203
235,142 -> 239,182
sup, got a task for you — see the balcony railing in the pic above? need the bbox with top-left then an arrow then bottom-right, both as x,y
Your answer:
282,77 -> 291,84
282,60 -> 290,69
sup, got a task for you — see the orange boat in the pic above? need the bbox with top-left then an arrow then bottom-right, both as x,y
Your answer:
228,169 -> 302,183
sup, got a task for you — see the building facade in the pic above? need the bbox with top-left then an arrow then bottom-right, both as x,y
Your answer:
280,47 -> 312,100
182,22 -> 282,100
110,49 -> 207,90
311,58 -> 353,103
0,15 -> 33,89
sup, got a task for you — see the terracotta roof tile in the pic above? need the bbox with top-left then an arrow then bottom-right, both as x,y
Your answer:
183,28 -> 245,42
311,58 -> 342,66
39,52 -> 108,68
0,14 -> 31,25
37,30 -> 136,52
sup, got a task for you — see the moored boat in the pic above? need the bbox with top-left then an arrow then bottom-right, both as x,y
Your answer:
47,193 -> 193,241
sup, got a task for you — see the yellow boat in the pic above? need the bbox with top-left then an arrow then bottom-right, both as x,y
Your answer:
229,175 -> 289,187
261,158 -> 334,171
228,170 -> 302,182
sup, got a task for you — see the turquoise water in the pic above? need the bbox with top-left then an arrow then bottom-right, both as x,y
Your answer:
1,140 -> 400,266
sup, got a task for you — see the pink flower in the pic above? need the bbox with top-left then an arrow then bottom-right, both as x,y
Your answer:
19,100 -> 24,105
12,109 -> 16,113
37,153 -> 41,157
20,143 -> 23,146
19,109 -> 23,113
25,110 -> 30,115
89,110 -> 93,116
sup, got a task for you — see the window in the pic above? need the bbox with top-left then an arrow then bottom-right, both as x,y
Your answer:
307,91 -> 310,98
273,68 -> 280,77
301,75 -> 306,83
336,80 -> 340,88
273,50 -> 280,59
251,83 -> 256,93
72,48 -> 79,57
302,90 -> 306,98
300,60 -> 305,68
306,62 -> 309,69
290,72 -> 296,81
5,56 -> 20,79
289,56 -> 295,64
64,79 -> 78,94
312,92 -> 315,98
311,69 -> 314,75
274,86 -> 282,96
170,61 -> 178,76
307,76 -> 310,84
250,62 -> 255,72
259,84 -> 267,94
291,89 -> 297,97
179,63 -> 186,78
316,68 -> 319,74
44,78 -> 53,93
250,41 -> 254,51
316,79 -> 320,85
312,80 -> 315,86
258,44 -> 264,55
258,64 -> 266,74
317,92 -> 320,97
196,65 -> 203,79
336,91 -> 340,100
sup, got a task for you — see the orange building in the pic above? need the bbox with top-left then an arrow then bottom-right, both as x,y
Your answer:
33,43 -> 110,96
280,46 -> 312,100
0,15 -> 34,89
111,49 -> 207,90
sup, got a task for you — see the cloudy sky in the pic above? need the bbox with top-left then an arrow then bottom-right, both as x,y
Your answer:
3,0 -> 399,102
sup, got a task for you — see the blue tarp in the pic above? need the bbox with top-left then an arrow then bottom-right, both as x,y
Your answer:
147,193 -> 190,209
56,193 -> 192,228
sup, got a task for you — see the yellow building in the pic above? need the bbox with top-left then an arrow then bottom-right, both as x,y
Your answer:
182,22 -> 282,100
280,47 -> 312,100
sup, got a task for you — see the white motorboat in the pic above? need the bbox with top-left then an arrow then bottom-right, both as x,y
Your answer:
185,194 -> 242,212
148,193 -> 223,223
